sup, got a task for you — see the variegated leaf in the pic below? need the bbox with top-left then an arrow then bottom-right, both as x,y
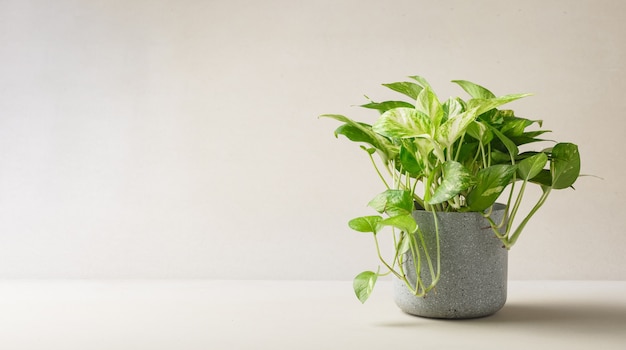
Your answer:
372,108 -> 433,139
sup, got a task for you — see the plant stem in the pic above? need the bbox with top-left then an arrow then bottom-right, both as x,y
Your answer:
454,134 -> 465,162
508,187 -> 552,247
431,210 -> 441,289
505,179 -> 527,237
480,142 -> 488,169
367,152 -> 390,189
416,228 -> 436,290
409,234 -> 422,295
373,234 -> 403,280
502,177 -> 517,229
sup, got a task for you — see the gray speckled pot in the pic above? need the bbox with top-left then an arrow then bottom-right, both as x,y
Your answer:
393,203 -> 508,319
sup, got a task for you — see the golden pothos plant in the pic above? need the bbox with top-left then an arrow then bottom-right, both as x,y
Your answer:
321,76 -> 581,303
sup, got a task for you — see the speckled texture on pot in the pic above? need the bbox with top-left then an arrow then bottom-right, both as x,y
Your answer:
393,203 -> 508,319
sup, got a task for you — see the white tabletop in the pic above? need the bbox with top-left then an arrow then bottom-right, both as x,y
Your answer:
0,280 -> 624,349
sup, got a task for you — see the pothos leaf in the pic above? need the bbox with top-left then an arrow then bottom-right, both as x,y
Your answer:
360,100 -> 415,114
435,106 -> 480,147
353,271 -> 378,303
408,75 -> 433,89
428,161 -> 473,205
333,123 -> 375,144
382,81 -> 423,100
550,143 -> 580,189
415,87 -> 443,127
399,144 -> 424,176
320,114 -> 397,161
378,214 -> 417,233
529,169 -> 552,187
372,108 -> 433,139
468,93 -> 532,116
467,164 -> 517,211
517,152 -> 548,180
367,190 -> 414,217
396,232 -> 413,255
466,120 -> 493,143
452,79 -> 496,99
348,216 -> 383,234
488,124 -> 519,160
442,97 -> 465,122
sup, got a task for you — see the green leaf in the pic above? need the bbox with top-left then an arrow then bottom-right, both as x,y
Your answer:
529,169 -> 552,187
415,87 -> 443,127
442,97 -> 465,122
372,108 -> 433,139
466,121 -> 493,144
382,81 -> 423,100
348,216 -> 383,234
428,161 -> 473,205
452,79 -> 496,99
379,214 -> 417,233
488,124 -> 519,160
468,93 -> 532,116
435,106 -> 480,147
396,233 -> 413,255
467,164 -> 517,211
360,145 -> 376,155
368,190 -> 414,217
353,271 -> 377,303
408,75 -> 433,89
517,152 -> 548,180
479,109 -> 504,125
490,149 -> 513,164
501,116 -> 534,137
551,143 -> 581,189
509,130 -> 552,146
320,114 -> 397,161
360,100 -> 415,114
399,144 -> 424,176
456,142 -> 479,164
333,123 -> 375,144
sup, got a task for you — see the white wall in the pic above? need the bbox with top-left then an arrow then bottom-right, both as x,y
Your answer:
0,0 -> 624,280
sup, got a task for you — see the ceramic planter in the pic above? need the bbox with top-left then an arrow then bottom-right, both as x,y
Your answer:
393,203 -> 508,319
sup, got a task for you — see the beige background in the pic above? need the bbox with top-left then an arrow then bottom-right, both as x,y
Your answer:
0,0 -> 623,280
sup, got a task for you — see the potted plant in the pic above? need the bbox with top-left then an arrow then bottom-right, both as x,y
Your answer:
320,75 -> 581,318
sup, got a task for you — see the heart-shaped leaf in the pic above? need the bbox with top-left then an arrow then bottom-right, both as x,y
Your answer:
467,164 -> 517,211
488,124 -> 519,160
399,144 -> 424,176
428,161 -> 473,205
452,79 -> 496,99
466,121 -> 493,144
396,233 -> 413,255
348,216 -> 383,234
372,108 -> 433,139
353,271 -> 378,303
467,93 -> 532,116
382,81 -> 423,100
415,87 -> 443,127
360,100 -> 415,114
379,214 -> 417,233
551,143 -> 580,189
529,169 -> 552,187
517,152 -> 548,180
321,114 -> 397,161
435,106 -> 480,147
442,97 -> 465,122
408,75 -> 433,89
368,190 -> 414,217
